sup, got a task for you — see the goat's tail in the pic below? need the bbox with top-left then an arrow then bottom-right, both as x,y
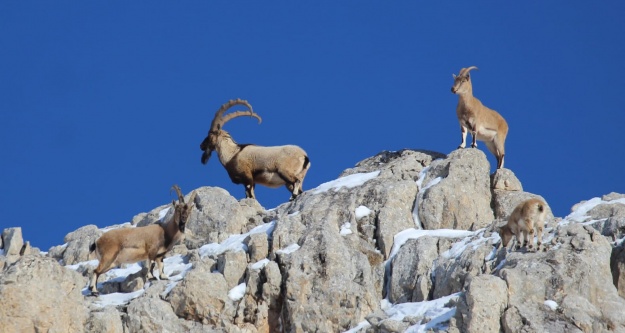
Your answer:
303,156 -> 311,170
89,242 -> 96,254
537,203 -> 544,213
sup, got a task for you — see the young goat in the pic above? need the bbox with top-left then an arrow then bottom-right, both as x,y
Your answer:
199,99 -> 311,201
500,198 -> 547,251
88,185 -> 196,296
451,66 -> 509,169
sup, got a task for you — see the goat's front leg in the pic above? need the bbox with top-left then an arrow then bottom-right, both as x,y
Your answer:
145,259 -> 156,280
156,256 -> 168,280
458,125 -> 468,149
471,130 -> 478,148
245,184 -> 256,199
527,228 -> 535,251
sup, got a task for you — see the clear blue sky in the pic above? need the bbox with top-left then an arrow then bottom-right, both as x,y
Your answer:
1,2 -> 624,251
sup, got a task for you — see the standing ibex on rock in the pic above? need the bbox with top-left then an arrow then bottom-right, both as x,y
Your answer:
500,198 -> 547,252
451,66 -> 509,169
199,99 -> 311,201
88,185 -> 196,296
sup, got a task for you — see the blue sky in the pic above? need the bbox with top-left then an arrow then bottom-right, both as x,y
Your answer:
1,2 -> 624,250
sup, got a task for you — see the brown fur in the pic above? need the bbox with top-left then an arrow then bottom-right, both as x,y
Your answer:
500,198 -> 547,251
451,66 -> 509,169
88,186 -> 196,295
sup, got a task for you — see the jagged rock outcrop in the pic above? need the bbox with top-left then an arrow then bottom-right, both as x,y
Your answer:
0,255 -> 89,333
417,149 -> 494,230
1,148 -> 624,333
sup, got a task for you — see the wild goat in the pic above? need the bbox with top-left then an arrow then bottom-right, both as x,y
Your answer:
451,66 -> 509,169
199,99 -> 311,201
88,185 -> 196,296
500,198 -> 547,251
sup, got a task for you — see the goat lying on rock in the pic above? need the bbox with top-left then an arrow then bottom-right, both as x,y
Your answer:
88,185 -> 196,296
451,66 -> 509,169
500,198 -> 547,251
199,99 -> 311,201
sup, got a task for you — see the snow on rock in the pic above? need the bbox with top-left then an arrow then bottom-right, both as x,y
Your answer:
311,171 -> 380,194
563,196 -> 625,224
355,206 -> 372,219
199,221 -> 275,258
389,228 -> 475,259
544,300 -> 558,311
340,222 -> 353,236
276,243 -> 300,255
228,283 -> 247,301
92,289 -> 145,308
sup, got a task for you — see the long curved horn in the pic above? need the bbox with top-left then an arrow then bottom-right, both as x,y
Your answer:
171,184 -> 185,203
459,66 -> 479,77
220,110 -> 262,127
210,99 -> 253,132
187,190 -> 198,205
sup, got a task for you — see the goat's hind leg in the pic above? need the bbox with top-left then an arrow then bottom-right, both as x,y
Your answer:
90,252 -> 118,296
155,255 -> 168,280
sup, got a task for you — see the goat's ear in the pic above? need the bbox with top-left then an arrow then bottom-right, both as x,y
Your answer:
452,74 -> 457,79
172,200 -> 177,206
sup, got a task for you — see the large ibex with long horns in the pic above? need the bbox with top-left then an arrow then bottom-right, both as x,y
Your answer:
451,66 -> 509,169
88,185 -> 196,296
200,99 -> 311,201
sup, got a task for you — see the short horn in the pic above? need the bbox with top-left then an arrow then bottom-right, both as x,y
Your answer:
459,66 -> 479,77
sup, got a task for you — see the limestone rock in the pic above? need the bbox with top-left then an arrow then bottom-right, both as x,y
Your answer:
457,275 -> 507,333
1,227 -> 24,264
168,259 -> 232,325
61,224 -> 103,265
185,186 -> 259,247
0,255 -> 88,333
418,149 -> 494,231
245,232 -> 269,262
499,223 -> 625,332
218,250 -> 248,290
490,167 -> 523,191
87,306 -> 124,333
388,236 -> 439,303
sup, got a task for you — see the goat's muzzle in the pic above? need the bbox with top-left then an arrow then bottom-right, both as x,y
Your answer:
201,150 -> 212,165
451,87 -> 457,93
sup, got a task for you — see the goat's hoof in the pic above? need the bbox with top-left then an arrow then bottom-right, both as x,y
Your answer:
159,276 -> 169,281
89,291 -> 100,297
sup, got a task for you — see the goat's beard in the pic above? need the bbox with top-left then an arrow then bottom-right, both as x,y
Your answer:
201,150 -> 212,165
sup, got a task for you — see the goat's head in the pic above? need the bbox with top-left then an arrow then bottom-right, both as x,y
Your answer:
451,66 -> 478,94
499,224 -> 514,248
200,99 -> 262,164
171,185 -> 197,233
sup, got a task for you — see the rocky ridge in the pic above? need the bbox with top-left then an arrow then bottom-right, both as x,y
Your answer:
1,148 -> 624,333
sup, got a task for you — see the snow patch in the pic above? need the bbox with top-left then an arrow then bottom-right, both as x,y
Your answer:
563,197 -> 625,224
340,222 -> 353,236
311,171 -> 380,194
276,243 -> 300,255
91,289 -> 145,308
389,228 -> 474,259
251,258 -> 270,271
158,207 -> 171,221
413,166 -> 443,229
200,221 -> 275,258
228,283 -> 247,301
544,300 -> 558,311
355,206 -> 372,219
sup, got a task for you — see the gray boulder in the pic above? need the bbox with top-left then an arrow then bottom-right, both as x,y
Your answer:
498,223 -> 625,332
388,236 -> 439,303
0,255 -> 89,333
418,149 -> 494,231
60,224 -> 103,265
